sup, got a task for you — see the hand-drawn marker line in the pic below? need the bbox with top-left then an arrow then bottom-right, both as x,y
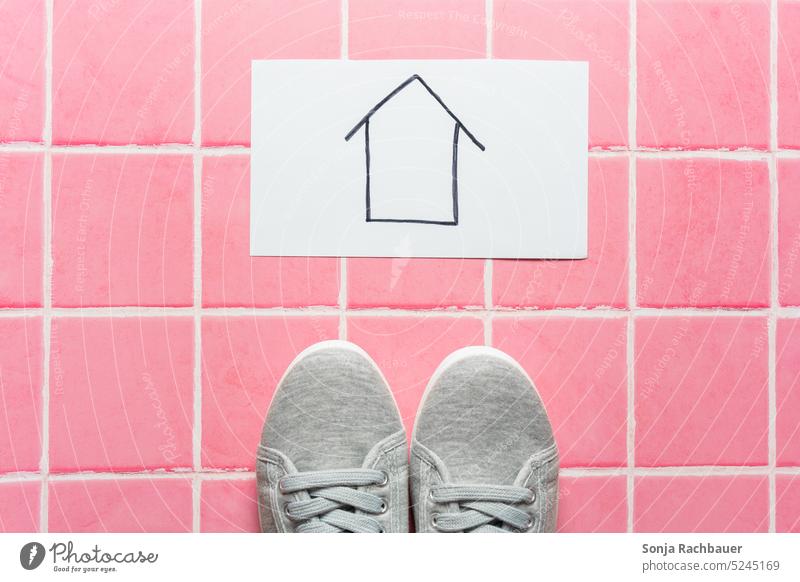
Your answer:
344,74 -> 485,149
452,121 -> 460,225
364,118 -> 371,222
344,74 -> 485,226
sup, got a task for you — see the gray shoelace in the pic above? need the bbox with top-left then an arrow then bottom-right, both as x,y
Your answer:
430,484 -> 535,532
279,469 -> 388,533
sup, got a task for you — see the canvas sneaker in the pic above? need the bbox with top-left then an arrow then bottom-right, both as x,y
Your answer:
410,346 -> 559,533
257,340 -> 408,533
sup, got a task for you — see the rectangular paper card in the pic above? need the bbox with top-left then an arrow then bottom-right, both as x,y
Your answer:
251,60 -> 588,259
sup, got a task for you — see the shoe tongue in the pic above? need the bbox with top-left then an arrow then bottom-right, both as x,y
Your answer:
360,431 -> 403,470
437,444 -> 529,486
271,429 -> 402,473
295,442 -> 373,472
265,426 -> 369,471
422,441 -> 520,487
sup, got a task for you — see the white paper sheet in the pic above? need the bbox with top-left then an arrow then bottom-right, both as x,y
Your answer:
251,60 -> 588,259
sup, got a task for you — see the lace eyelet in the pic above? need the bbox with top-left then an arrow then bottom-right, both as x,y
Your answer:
377,527 -> 385,533
283,504 -> 294,521
278,479 -> 288,493
430,513 -> 442,531
428,489 -> 437,503
511,515 -> 534,533
377,470 -> 389,486
378,497 -> 388,514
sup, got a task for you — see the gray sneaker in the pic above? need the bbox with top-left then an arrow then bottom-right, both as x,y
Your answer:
257,340 -> 408,533
410,346 -> 559,533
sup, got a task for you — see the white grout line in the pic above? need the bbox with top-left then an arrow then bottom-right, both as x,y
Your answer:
561,466 -> 794,478
630,307 -> 774,317
561,467 -> 630,478
6,465 -> 796,485
0,472 -> 42,484
49,471 -> 195,482
482,307 -> 493,346
627,0 -> 637,153
485,0 -> 493,57
489,307 -> 630,317
338,0 -> 349,342
193,1 -> 202,149
768,0 -> 779,534
0,143 -> 240,154
39,0 -> 54,534
5,305 -> 800,319
627,0 -> 638,534
198,471 -> 256,481
2,141 -> 796,159
626,314 -> 636,532
483,0 -> 493,348
195,145 -> 250,156
771,0 -> 779,155
338,258 -> 348,340
0,309 -> 42,317
768,303 -> 777,533
43,8 -> 52,145
483,241 -> 493,343
631,148 -> 774,160
191,0 -> 203,534
341,0 -> 348,60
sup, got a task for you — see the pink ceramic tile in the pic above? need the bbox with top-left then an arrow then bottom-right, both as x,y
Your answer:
52,0 -> 193,145
558,476 -> 627,532
347,316 -> 483,433
348,258 -> 484,309
637,0 -> 770,149
200,478 -> 259,533
637,158 -> 770,308
0,153 -> 42,307
0,318 -> 42,473
349,0 -> 486,59
779,159 -> 800,306
52,154 -> 193,307
777,474 -> 800,533
201,316 -> 338,470
494,0 -> 629,147
0,0 -> 44,142
635,316 -> 769,466
49,478 -> 192,532
494,317 -> 628,467
494,157 -> 628,308
778,0 -> 800,148
202,0 -> 340,146
777,318 -> 800,466
0,481 -> 40,532
634,476 -> 769,532
49,317 -> 193,473
202,156 -> 339,307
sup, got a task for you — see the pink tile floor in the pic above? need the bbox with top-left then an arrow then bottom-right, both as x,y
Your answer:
0,0 -> 798,534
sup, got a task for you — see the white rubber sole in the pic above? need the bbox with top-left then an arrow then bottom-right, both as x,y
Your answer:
266,340 -> 404,421
410,345 -> 543,443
